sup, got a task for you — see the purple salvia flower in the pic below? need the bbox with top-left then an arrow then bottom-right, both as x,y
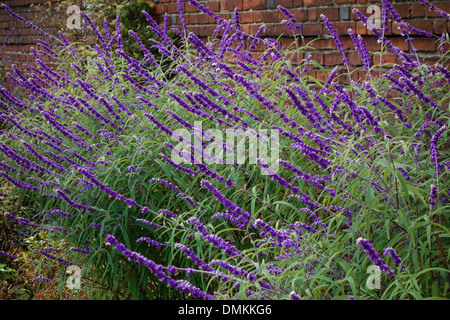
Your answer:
249,25 -> 266,50
396,167 -> 411,182
185,0 -> 220,21
106,234 -> 214,300
4,212 -> 34,226
348,29 -> 372,74
201,179 -> 253,229
56,189 -> 93,212
35,249 -> 71,265
136,218 -> 159,228
440,33 -> 447,52
158,209 -> 177,218
81,11 -> 106,49
278,6 -> 302,31
289,291 -> 302,300
0,171 -> 39,192
136,237 -> 167,247
32,276 -> 55,283
321,14 -> 348,64
0,250 -> 18,259
177,0 -> 186,32
0,27 -> 15,54
233,7 -> 241,31
383,248 -> 403,266
429,185 -> 438,206
352,8 -> 382,38
356,238 -> 392,274
430,124 -> 448,171
128,30 -> 155,65
70,247 -> 92,254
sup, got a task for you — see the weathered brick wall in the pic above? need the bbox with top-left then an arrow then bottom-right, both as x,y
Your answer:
0,0 -> 448,88
151,0 -> 450,81
0,0 -> 68,88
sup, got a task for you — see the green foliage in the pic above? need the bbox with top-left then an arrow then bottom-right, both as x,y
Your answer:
82,0 -> 174,61
0,3 -> 449,300
0,263 -> 17,281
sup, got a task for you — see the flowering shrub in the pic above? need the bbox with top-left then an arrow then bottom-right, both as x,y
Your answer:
0,0 -> 449,300
79,0 -> 162,61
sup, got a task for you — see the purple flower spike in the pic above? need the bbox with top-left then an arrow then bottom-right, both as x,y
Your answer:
32,276 -> 55,283
429,185 -> 438,206
383,247 -> 402,265
289,291 -> 302,300
356,238 -> 391,273
321,14 -> 348,64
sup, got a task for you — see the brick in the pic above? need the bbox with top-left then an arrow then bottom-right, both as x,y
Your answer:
185,2 -> 200,13
308,8 -> 317,20
153,4 -> 168,15
312,38 -> 339,50
281,38 -> 296,48
311,52 -> 324,65
390,38 -> 409,52
286,51 -> 304,65
357,70 -> 368,81
275,23 -> 292,35
423,57 -> 440,66
324,52 -> 344,66
304,0 -> 323,6
317,8 -> 339,21
167,3 -> 178,14
205,1 -> 220,12
332,22 -> 356,35
291,9 -> 308,21
411,38 -> 437,52
335,67 -> 352,84
1,0 -> 448,93
265,24 -> 277,36
242,24 -> 262,37
373,53 -> 398,66
302,23 -> 323,36
356,21 -> 367,35
393,4 -> 410,19
434,20 -> 447,35
411,3 -> 425,17
225,0 -> 244,11
364,37 -> 382,51
276,0 -> 294,8
255,11 -> 279,23
341,37 -> 354,50
197,25 -> 216,37
252,0 -> 268,10
391,21 -> 404,35
314,70 -> 327,82
349,50 -> 363,66
239,12 -> 254,23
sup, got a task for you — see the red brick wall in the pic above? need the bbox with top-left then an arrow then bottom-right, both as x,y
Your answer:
0,0 -> 67,87
0,0 -> 448,88
151,0 -> 450,81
